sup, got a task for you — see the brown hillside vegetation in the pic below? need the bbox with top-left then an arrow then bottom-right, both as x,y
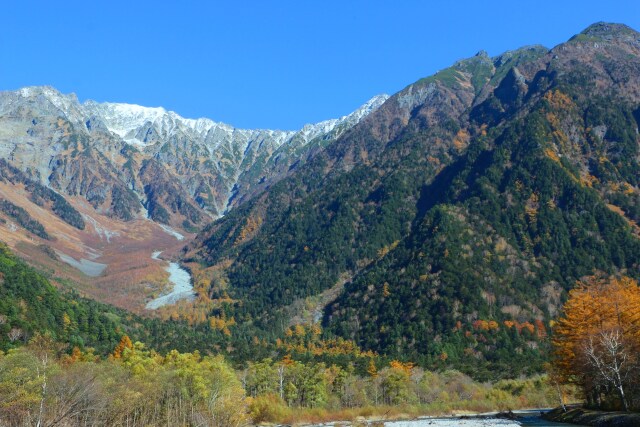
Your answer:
0,179 -> 192,312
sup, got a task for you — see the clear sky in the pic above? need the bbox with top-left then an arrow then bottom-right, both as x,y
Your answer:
2,1 -> 639,130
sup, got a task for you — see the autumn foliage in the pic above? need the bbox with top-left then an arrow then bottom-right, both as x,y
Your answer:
112,334 -> 133,359
552,276 -> 640,411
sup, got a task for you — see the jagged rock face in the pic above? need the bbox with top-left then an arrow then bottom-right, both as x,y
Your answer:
0,87 -> 388,228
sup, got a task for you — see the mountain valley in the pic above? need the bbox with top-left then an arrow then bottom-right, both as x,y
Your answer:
0,22 -> 639,379
0,87 -> 386,311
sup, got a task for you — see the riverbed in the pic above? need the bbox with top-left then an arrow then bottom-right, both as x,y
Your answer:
383,419 -> 519,426
383,417 -> 572,426
309,410 -> 582,426
145,251 -> 195,309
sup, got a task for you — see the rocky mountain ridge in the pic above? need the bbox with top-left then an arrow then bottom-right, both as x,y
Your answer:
0,84 -> 386,312
0,86 -> 388,226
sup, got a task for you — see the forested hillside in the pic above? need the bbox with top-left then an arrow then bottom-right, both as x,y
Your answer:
0,241 -> 559,426
186,23 -> 640,377
0,242 -> 254,357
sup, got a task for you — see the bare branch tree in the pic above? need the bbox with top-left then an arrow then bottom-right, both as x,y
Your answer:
584,328 -> 631,411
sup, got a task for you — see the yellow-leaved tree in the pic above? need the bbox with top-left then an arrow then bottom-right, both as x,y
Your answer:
552,276 -> 640,411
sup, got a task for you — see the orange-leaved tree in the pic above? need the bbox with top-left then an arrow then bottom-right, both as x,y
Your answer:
112,335 -> 133,359
552,275 -> 640,411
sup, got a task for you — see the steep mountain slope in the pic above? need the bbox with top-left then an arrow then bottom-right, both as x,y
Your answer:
0,86 -> 386,310
186,23 -> 640,375
0,87 -> 387,226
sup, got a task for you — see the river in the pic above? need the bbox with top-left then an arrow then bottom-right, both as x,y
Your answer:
145,251 -> 195,309
382,418 -> 570,426
309,410 -> 582,426
516,409 -> 581,426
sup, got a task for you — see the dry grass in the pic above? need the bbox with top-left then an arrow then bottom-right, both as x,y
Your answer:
0,180 -> 195,313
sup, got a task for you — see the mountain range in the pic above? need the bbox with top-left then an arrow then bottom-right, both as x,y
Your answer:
0,86 -> 387,310
0,86 -> 388,223
0,22 -> 639,376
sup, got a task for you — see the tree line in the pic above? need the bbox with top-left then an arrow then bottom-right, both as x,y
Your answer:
0,334 -> 557,427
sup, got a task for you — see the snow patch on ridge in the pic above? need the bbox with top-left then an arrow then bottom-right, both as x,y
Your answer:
83,94 -> 390,150
83,101 -> 168,142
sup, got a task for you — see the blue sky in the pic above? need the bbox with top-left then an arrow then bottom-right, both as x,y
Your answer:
2,1 -> 639,129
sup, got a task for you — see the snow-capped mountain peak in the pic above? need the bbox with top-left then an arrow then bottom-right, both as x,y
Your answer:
0,85 -> 389,222
83,101 -> 173,142
83,94 -> 389,149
